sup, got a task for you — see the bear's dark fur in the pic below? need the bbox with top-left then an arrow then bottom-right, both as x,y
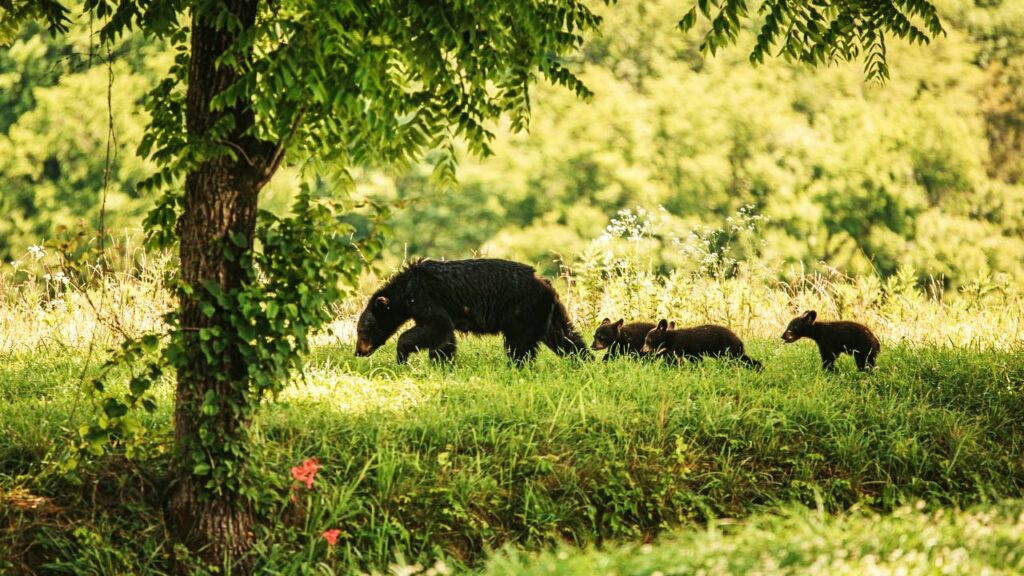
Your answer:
782,310 -> 879,371
355,258 -> 589,364
641,319 -> 762,369
591,318 -> 656,360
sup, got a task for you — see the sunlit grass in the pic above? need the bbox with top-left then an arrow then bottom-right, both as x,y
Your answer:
2,237 -> 1023,356
1,244 -> 1023,573
2,333 -> 1023,573
484,500 -> 1024,575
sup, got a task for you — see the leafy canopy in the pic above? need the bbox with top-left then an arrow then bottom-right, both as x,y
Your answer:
5,0 -> 604,203
678,0 -> 945,81
6,0 -> 947,198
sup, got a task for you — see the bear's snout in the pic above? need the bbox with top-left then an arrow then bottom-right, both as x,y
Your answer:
591,340 -> 606,350
355,339 -> 376,356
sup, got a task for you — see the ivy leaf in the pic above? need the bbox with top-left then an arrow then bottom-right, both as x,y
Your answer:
129,376 -> 150,398
103,398 -> 129,419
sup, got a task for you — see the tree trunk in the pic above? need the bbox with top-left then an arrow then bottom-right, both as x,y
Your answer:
167,0 -> 271,572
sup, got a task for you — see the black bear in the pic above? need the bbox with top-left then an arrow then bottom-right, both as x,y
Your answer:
781,310 -> 879,371
640,319 -> 762,369
591,318 -> 656,360
354,258 -> 589,364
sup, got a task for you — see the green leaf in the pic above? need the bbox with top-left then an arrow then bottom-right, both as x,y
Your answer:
200,301 -> 216,317
129,376 -> 150,398
103,398 -> 129,419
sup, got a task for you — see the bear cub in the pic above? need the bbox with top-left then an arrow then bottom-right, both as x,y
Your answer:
641,320 -> 762,369
781,310 -> 879,371
591,319 -> 656,360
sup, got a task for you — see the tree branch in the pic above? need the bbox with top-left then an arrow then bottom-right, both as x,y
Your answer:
259,109 -> 305,188
216,138 -> 258,167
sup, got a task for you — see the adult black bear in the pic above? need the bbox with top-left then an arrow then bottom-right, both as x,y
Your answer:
591,318 -> 656,360
640,320 -> 762,369
781,310 -> 879,371
354,259 -> 589,364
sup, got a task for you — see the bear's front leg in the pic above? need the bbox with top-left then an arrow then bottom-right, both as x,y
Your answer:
601,343 -> 620,362
396,319 -> 455,364
661,352 -> 681,366
429,336 -> 457,363
819,348 -> 838,372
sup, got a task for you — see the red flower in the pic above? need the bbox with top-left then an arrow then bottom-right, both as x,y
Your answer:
290,457 -> 320,490
322,528 -> 341,546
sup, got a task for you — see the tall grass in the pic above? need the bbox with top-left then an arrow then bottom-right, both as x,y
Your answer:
1,225 -> 1022,573
0,231 -> 172,353
564,207 -> 1024,349
1,223 -> 1021,356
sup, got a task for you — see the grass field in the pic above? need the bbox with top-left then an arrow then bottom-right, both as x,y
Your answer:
2,329 -> 1023,573
1,242 -> 1022,573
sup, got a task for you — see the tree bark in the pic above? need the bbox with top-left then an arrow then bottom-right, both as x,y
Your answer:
167,0 -> 272,572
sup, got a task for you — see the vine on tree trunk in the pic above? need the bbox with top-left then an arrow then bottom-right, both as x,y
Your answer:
75,184 -> 388,567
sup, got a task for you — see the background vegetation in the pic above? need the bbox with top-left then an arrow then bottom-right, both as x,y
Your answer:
3,0 -> 1024,287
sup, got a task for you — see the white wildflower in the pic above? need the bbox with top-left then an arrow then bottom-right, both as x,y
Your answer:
28,245 -> 46,260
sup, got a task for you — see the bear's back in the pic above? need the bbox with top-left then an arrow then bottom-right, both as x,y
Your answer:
411,259 -> 539,298
673,324 -> 744,355
817,321 -> 879,352
413,258 -> 536,281
401,259 -> 551,331
620,322 -> 657,350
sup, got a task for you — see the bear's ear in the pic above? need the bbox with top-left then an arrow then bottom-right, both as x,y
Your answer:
600,318 -> 611,325
657,319 -> 669,331
614,319 -> 624,329
802,310 -> 817,324
668,321 -> 676,330
374,295 -> 390,310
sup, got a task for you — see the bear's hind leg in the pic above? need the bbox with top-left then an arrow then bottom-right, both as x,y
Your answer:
503,333 -> 539,365
855,348 -> 877,371
503,315 -> 543,365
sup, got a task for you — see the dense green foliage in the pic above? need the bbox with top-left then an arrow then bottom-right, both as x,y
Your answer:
4,2 -> 1021,285
2,339 -> 1023,572
0,19 -> 164,253
381,0 -> 1024,286
678,0 -> 944,82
